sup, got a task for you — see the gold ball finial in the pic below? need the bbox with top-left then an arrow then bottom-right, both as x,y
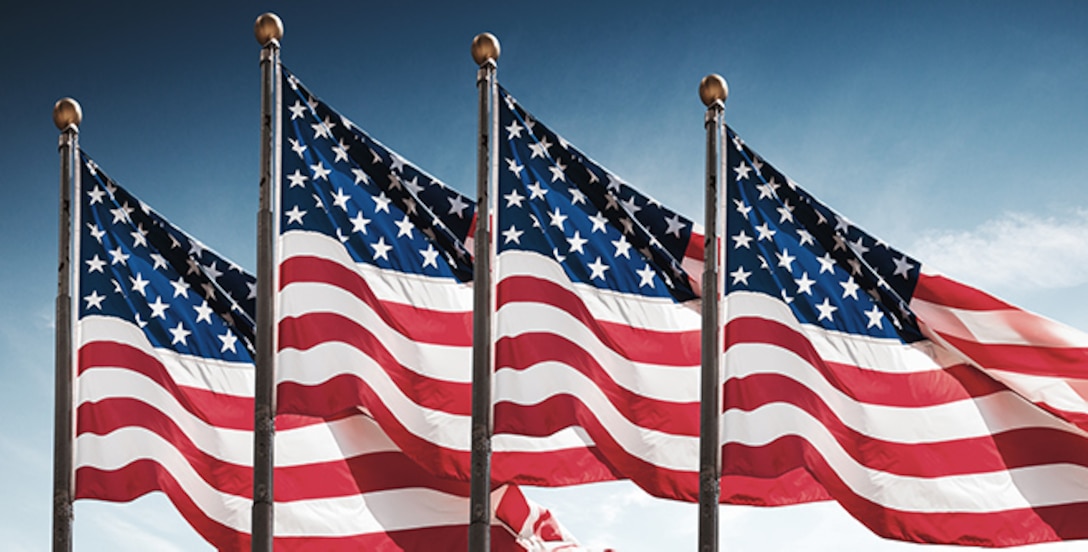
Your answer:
254,13 -> 284,46
471,32 -> 501,66
53,98 -> 82,131
699,74 -> 729,107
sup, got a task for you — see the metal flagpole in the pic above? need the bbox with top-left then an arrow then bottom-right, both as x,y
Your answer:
252,12 -> 283,552
469,31 -> 500,552
52,97 -> 82,552
698,74 -> 729,552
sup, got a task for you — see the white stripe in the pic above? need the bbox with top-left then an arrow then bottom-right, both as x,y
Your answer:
911,297 -> 1088,348
281,230 -> 472,312
496,300 -> 699,401
985,368 -> 1088,417
725,291 -> 963,373
498,249 -> 701,332
726,341 -> 1086,443
79,315 -> 253,397
278,281 -> 471,383
723,403 -> 1088,512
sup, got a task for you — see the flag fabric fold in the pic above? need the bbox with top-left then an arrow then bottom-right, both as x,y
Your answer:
73,151 -> 581,551
720,129 -> 1088,547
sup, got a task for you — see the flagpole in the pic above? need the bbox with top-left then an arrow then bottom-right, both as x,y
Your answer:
698,74 -> 728,552
252,12 -> 283,552
469,31 -> 500,552
52,97 -> 81,552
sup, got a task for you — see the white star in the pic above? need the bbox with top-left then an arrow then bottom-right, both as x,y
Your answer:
587,257 -> 610,281
287,169 -> 309,188
734,162 -> 752,181
794,272 -> 816,295
395,216 -> 415,238
611,235 -> 632,259
620,195 -> 641,215
505,120 -> 524,139
815,297 -> 838,322
502,225 -> 524,244
193,300 -> 214,324
448,195 -> 469,218
371,237 -> 393,260
549,159 -> 567,183
351,168 -> 369,185
756,181 -> 780,200
755,222 -> 776,241
108,246 -> 130,266
504,188 -> 526,208
285,205 -> 306,225
203,261 -> 222,281
732,230 -> 753,249
569,188 -> 587,205
734,199 -> 753,217
218,331 -> 238,353
832,233 -> 847,251
892,256 -> 915,279
85,255 -> 106,274
389,153 -> 407,173
310,161 -> 331,182
547,207 -> 568,231
527,181 -> 548,201
566,231 -> 588,254
664,214 -> 686,238
797,228 -> 815,247
864,305 -> 885,329
288,100 -> 307,120
83,290 -> 105,310
552,248 -> 566,263
332,139 -> 351,163
148,296 -> 170,319
289,138 -> 307,158
149,253 -> 168,271
730,266 -> 752,286
636,265 -> 656,288
618,217 -> 635,235
419,244 -> 440,269
505,158 -> 525,178
847,258 -> 863,276
109,204 -> 133,225
87,186 -> 106,205
129,273 -> 151,297
311,116 -> 336,140
528,136 -> 552,159
840,277 -> 860,300
351,211 -> 371,234
776,249 -> 797,272
777,200 -> 795,224
834,214 -> 852,233
169,321 -> 192,346
848,236 -> 870,257
373,192 -> 392,213
331,188 -> 351,211
88,224 -> 106,244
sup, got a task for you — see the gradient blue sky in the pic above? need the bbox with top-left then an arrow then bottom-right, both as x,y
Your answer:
4,1 -> 1088,550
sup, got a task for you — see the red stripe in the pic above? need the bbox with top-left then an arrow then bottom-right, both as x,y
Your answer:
75,462 -> 525,552
726,317 -> 1008,406
78,342 -> 318,432
280,255 -> 471,346
914,273 -> 1014,311
685,232 -> 705,263
496,333 -> 700,435
723,437 -> 1088,547
933,330 -> 1088,380
279,312 -> 472,416
498,275 -> 699,366
726,373 -> 1088,477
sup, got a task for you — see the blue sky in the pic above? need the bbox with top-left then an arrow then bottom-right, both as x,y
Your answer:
3,1 -> 1088,549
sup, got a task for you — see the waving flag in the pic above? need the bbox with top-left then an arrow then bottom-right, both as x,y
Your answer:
73,153 -> 581,551
492,89 -> 706,495
720,130 -> 1088,546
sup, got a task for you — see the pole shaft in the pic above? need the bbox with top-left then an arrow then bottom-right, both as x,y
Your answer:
698,102 -> 725,552
52,126 -> 78,552
252,40 -> 281,552
468,59 -> 497,552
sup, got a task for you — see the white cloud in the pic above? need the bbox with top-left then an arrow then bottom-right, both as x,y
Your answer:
909,209 -> 1088,292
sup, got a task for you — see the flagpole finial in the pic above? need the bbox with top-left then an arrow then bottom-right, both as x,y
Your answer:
471,32 -> 501,66
699,74 -> 729,107
254,12 -> 284,46
53,97 -> 82,131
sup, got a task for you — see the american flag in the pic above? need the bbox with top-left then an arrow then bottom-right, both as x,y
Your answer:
492,89 -> 707,496
270,67 -> 588,550
73,151 -> 580,550
721,129 -> 1088,546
